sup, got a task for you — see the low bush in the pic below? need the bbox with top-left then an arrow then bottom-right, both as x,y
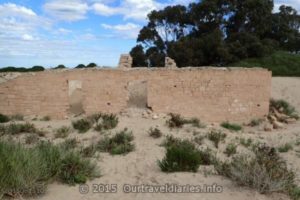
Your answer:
221,122 -> 242,131
59,152 -> 98,185
0,113 -> 10,123
215,144 -> 296,195
55,126 -> 71,138
185,118 -> 206,128
80,144 -> 97,158
0,140 -> 99,198
72,119 -> 92,133
97,128 -> 135,155
277,143 -> 293,153
161,135 -> 182,147
148,127 -> 162,138
239,138 -> 253,148
10,114 -> 24,121
60,139 -> 78,151
194,135 -> 205,145
224,143 -> 237,157
249,119 -> 264,127
0,123 -> 37,135
25,134 -> 40,145
89,113 -> 119,132
158,139 -> 202,172
41,116 -> 51,121
207,130 -> 226,148
166,113 -> 186,128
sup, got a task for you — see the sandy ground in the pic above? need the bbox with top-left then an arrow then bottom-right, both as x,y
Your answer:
6,77 -> 300,200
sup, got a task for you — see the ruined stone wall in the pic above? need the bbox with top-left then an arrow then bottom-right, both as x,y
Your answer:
0,68 -> 272,122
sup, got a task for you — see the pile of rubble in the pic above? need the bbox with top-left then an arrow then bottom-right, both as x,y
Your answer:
263,100 -> 299,131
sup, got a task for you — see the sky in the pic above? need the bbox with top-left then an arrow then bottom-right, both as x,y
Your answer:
0,0 -> 299,68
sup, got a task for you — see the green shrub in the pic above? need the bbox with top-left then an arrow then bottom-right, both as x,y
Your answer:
59,152 -> 98,185
0,123 -> 37,135
166,113 -> 186,128
60,139 -> 78,151
41,116 -> 51,121
72,119 -> 91,133
158,139 -> 202,172
55,126 -> 71,138
224,143 -> 237,157
215,144 -> 296,194
0,113 -> 10,123
10,114 -> 24,121
249,119 -> 264,127
289,186 -> 300,200
80,144 -> 97,158
148,127 -> 162,138
161,135 -> 182,147
278,143 -> 293,153
185,118 -> 206,128
87,113 -> 103,124
101,113 -> 119,130
97,128 -> 135,155
221,122 -> 242,131
239,138 -> 253,148
207,130 -> 226,148
270,99 -> 299,119
25,134 -> 40,145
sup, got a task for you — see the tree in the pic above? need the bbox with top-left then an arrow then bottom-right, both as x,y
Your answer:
75,64 -> 85,68
130,0 -> 300,67
55,65 -> 66,69
86,63 -> 97,68
130,45 -> 148,67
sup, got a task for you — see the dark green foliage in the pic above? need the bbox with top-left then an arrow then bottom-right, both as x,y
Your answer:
89,113 -> 119,132
207,130 -> 226,148
54,65 -> 66,69
86,63 -> 97,68
41,116 -> 51,121
232,51 -> 300,77
270,99 -> 299,119
97,128 -> 135,155
148,127 -> 163,138
59,152 -> 98,185
0,66 -> 45,72
72,119 -> 92,133
80,144 -> 97,158
221,122 -> 242,131
215,144 -> 296,195
277,143 -> 293,153
0,113 -> 9,123
75,64 -> 86,68
130,0 -> 300,75
161,135 -> 182,147
158,139 -> 207,172
10,114 -> 24,121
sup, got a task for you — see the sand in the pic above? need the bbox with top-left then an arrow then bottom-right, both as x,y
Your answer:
10,77 -> 300,200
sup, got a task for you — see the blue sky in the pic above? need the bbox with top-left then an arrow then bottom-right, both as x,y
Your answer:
0,0 -> 299,68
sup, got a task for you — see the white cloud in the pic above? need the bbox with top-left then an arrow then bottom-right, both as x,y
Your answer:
22,34 -> 36,41
101,22 -> 141,39
93,0 -> 161,21
44,0 -> 89,21
0,3 -> 37,17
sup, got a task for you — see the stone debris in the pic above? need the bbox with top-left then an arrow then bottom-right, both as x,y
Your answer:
118,54 -> 133,68
165,57 -> 177,69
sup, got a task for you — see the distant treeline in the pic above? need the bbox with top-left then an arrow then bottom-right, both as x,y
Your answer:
0,63 -> 98,73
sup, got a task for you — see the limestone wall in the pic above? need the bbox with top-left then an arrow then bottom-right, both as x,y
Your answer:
0,67 -> 272,122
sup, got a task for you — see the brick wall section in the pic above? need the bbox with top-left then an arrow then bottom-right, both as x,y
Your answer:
0,68 -> 272,122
